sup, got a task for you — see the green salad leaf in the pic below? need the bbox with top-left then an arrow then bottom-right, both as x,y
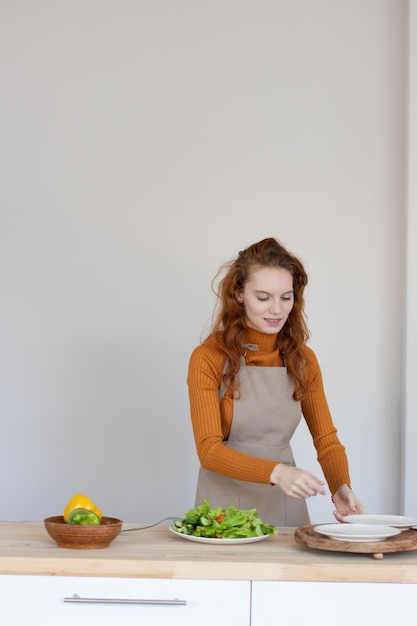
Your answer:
172,499 -> 277,539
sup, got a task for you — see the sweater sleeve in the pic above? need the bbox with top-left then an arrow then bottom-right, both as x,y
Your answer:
300,346 -> 351,495
187,343 -> 278,484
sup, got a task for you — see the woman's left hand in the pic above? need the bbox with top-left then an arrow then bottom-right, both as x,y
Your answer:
332,484 -> 364,522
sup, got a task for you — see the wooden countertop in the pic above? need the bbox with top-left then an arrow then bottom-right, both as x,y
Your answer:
1,521 -> 417,583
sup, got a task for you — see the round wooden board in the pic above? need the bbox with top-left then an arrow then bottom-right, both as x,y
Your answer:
294,525 -> 417,559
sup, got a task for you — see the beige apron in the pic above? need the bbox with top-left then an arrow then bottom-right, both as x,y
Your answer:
195,346 -> 310,526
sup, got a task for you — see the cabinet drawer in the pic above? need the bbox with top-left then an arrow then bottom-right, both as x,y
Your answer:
0,575 -> 250,625
251,581 -> 417,626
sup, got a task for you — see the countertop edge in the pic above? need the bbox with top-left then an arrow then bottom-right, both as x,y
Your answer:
1,556 -> 417,582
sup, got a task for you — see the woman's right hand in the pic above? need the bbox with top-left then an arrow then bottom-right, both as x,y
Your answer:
270,463 -> 326,499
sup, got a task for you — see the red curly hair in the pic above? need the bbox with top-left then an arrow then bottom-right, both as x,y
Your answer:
209,237 -> 310,400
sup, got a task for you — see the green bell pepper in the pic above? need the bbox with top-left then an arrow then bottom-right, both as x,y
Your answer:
68,508 -> 101,525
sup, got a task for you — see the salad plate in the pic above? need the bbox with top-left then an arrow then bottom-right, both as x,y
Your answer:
314,523 -> 401,543
168,526 -> 271,544
343,514 -> 417,529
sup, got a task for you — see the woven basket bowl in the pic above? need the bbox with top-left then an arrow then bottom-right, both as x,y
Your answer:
44,515 -> 123,549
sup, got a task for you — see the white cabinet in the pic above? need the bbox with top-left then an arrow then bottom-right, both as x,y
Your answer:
251,581 -> 417,625
3,574 -> 417,625
0,575 -> 251,625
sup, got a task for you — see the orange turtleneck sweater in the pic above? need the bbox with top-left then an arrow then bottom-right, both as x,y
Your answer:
187,327 -> 351,496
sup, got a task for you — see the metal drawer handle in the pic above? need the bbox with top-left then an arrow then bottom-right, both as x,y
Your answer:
64,594 -> 187,606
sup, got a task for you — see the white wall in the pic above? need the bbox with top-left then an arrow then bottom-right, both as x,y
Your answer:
0,0 -> 409,523
404,0 -> 417,515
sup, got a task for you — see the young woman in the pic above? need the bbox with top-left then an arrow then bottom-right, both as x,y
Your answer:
187,237 -> 363,525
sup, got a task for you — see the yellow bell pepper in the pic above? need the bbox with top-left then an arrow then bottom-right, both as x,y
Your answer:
63,494 -> 102,523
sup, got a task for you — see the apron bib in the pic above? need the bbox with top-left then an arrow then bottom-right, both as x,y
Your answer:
195,348 -> 310,526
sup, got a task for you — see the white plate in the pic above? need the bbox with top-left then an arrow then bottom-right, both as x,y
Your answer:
168,526 -> 272,544
342,514 -> 417,529
314,523 -> 401,543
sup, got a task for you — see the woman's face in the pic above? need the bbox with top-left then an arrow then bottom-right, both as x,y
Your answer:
237,266 -> 294,334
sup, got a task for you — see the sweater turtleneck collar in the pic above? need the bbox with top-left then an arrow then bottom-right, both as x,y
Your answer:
244,327 -> 279,354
